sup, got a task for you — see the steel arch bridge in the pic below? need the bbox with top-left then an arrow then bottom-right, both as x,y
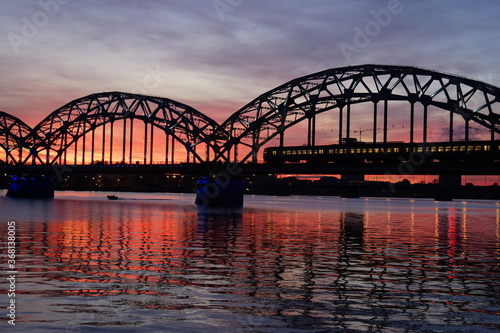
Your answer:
27,92 -> 220,165
0,65 -> 499,166
218,64 -> 500,163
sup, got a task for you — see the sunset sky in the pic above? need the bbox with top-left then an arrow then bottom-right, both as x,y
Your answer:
1,0 -> 500,183
1,0 -> 499,127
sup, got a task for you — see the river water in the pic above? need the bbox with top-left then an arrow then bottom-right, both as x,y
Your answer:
0,191 -> 499,332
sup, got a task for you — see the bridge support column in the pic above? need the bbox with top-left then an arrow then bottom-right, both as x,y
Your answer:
82,123 -> 86,164
423,105 -> 428,153
383,99 -> 388,146
171,136 -> 175,164
165,133 -> 169,164
338,106 -> 343,144
346,103 -> 351,143
110,121 -> 114,164
435,174 -> 461,201
149,123 -> 154,164
373,101 -> 377,143
129,118 -> 134,164
144,121 -> 148,164
91,128 -> 95,164
410,102 -> 415,144
101,122 -> 106,163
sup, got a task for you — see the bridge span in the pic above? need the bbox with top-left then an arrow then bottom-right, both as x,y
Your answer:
1,64 -> 500,191
2,138 -> 499,189
1,155 -> 498,177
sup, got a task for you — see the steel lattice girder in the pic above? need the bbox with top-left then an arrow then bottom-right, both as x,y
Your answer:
0,111 -> 33,165
28,92 -> 220,165
217,64 -> 500,162
1,64 -> 500,165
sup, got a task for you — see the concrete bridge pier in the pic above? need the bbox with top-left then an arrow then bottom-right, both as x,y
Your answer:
435,174 -> 462,201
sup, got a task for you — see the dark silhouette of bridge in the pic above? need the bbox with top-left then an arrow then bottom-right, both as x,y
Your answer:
1,64 -> 499,186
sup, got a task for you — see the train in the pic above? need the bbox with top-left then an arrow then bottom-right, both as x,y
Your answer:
263,139 -> 500,164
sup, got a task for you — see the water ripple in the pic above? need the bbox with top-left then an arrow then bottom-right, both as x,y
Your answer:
0,193 -> 499,332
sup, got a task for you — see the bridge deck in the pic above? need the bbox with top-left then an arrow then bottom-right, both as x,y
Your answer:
1,160 -> 499,176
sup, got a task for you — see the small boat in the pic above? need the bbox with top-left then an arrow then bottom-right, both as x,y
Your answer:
107,195 -> 119,200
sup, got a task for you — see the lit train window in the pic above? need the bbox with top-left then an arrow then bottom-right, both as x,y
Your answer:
445,146 -> 451,152
367,148 -> 373,153
460,146 -> 465,151
475,146 -> 481,151
350,149 -> 355,153
394,148 -> 399,153
328,149 -> 333,154
292,150 -> 296,155
356,149 -> 361,153
387,148 -> 393,153
286,150 -> 291,155
484,145 -> 490,151
453,146 -> 459,152
272,151 -> 277,155
308,150 -> 312,154
374,148 -> 379,153
319,149 -> 324,154
417,147 -> 423,152
314,150 -> 318,154
438,147 -> 444,152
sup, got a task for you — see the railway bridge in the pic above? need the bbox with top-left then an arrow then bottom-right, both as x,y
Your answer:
1,65 -> 499,189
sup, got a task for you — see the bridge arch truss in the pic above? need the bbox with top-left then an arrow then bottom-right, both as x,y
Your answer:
0,111 -> 34,165
29,92 -> 220,165
218,64 -> 500,163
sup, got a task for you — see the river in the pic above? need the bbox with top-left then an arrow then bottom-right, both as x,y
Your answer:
0,191 -> 499,332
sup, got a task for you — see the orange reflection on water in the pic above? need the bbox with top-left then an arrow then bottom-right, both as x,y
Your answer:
6,198 -> 499,298
2,196 -> 500,331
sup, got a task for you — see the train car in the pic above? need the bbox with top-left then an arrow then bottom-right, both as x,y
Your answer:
263,140 -> 500,164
